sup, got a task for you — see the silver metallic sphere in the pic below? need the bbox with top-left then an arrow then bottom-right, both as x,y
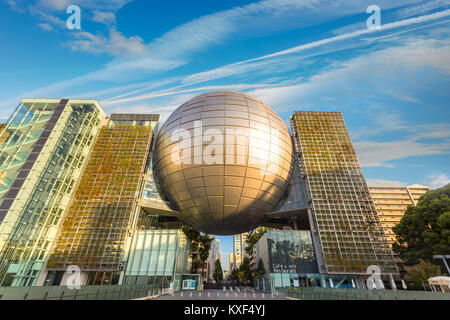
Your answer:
153,91 -> 293,235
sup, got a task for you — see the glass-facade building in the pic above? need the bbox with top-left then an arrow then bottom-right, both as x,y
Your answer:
42,112 -> 195,288
121,229 -> 191,289
255,230 -> 361,290
0,99 -> 105,286
271,163 -> 309,213
290,111 -> 398,275
0,94 -> 402,292
140,156 -> 174,214
46,114 -> 158,284
233,232 -> 248,268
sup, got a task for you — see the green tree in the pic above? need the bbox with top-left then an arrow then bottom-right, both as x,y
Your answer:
406,259 -> 442,288
229,268 -> 239,281
254,258 -> 266,278
393,183 -> 450,267
182,225 -> 201,245
213,258 -> 223,283
244,228 -> 267,256
238,257 -> 252,283
181,226 -> 213,275
198,234 -> 213,276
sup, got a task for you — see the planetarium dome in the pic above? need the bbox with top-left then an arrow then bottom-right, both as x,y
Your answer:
152,91 -> 293,235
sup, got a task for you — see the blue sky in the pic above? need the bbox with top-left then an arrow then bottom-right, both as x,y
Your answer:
1,0 -> 450,270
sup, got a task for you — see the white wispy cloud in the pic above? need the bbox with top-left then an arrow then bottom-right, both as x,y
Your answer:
74,78 -> 180,100
35,0 -> 72,10
8,0 -> 432,78
91,11 -> 116,25
28,8 -> 66,30
332,22 -> 367,35
396,0 -> 450,19
38,22 -> 54,31
236,36 -> 450,168
31,0 -> 133,11
2,2 -> 449,116
96,10 -> 450,107
185,9 -> 450,84
244,37 -> 450,109
355,139 -> 450,167
102,83 -> 281,106
426,173 -> 450,189
66,28 -> 149,57
352,111 -> 450,141
1,0 -> 448,191
59,0 -> 352,59
6,0 -> 133,31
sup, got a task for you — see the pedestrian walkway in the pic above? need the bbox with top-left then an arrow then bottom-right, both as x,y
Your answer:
154,289 -> 286,300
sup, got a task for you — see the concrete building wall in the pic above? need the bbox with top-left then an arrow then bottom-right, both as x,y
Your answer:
369,184 -> 429,247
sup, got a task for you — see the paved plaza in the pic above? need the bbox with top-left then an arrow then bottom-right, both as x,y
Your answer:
153,289 -> 287,300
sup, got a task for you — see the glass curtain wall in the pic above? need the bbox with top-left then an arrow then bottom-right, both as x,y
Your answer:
0,99 -> 104,286
48,122 -> 154,273
290,111 -> 398,275
121,229 -> 191,287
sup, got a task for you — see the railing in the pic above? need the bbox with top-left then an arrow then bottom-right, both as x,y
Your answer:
0,284 -> 161,300
285,287 -> 450,300
204,282 -> 239,290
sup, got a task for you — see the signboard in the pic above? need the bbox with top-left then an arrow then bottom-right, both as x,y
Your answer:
266,231 -> 318,274
182,280 -> 190,290
272,263 -> 297,274
190,279 -> 196,290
